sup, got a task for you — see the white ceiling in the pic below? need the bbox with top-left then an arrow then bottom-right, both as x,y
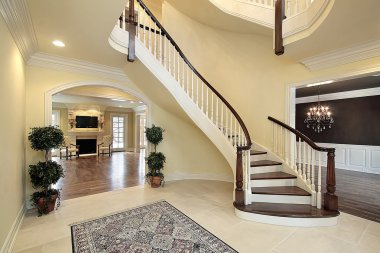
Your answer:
27,0 -> 128,67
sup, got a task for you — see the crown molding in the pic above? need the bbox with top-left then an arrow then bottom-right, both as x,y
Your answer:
300,39 -> 380,71
28,52 -> 129,81
0,0 -> 38,61
296,87 -> 380,104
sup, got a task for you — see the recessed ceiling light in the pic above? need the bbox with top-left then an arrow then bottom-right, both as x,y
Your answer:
52,40 -> 65,47
138,101 -> 143,104
130,101 -> 135,104
112,98 -> 126,102
306,80 -> 334,87
372,74 -> 380,77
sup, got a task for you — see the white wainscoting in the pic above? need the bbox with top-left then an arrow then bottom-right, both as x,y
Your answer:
317,143 -> 380,174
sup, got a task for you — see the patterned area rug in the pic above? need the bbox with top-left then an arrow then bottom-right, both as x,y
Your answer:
71,200 -> 237,253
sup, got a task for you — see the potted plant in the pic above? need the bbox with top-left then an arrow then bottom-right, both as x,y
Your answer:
28,126 -> 65,216
145,124 -> 166,188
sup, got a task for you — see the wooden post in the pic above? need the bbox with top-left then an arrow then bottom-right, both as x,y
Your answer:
324,150 -> 338,211
128,0 -> 136,62
234,148 -> 244,206
275,0 -> 285,55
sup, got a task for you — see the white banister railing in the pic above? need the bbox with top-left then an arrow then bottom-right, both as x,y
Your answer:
269,116 -> 337,211
119,0 -> 253,206
285,0 -> 315,18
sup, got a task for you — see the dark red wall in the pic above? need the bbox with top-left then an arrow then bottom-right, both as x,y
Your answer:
295,95 -> 380,145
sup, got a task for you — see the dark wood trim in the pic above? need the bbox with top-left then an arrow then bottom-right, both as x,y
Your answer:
268,116 -> 335,153
137,0 -> 252,150
324,151 -> 338,211
127,0 -> 136,62
274,0 -> 285,55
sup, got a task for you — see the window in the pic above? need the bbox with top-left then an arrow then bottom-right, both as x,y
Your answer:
112,116 -> 125,149
52,110 -> 60,128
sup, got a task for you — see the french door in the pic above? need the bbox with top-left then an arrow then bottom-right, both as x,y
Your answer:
112,115 -> 126,151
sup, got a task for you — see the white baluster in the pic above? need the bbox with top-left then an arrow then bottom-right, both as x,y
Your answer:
295,0 -> 299,14
196,78 -> 199,107
225,106 -> 229,138
122,9 -> 126,31
201,81 -> 204,112
293,134 -> 297,171
163,36 -> 167,68
206,88 -> 209,117
211,93 -> 214,122
181,59 -> 185,88
177,51 -> 180,82
230,112 -> 233,145
216,97 -> 219,126
153,22 -> 157,57
238,127 -> 242,146
168,43 -> 171,74
137,4 -> 141,39
303,141 -> 306,181
186,66 -> 190,95
274,125 -> 277,154
221,102 -> 224,133
148,18 -> 151,51
298,138 -> 302,175
234,117 -> 237,147
191,72 -> 194,100
317,151 -> 322,209
311,149 -> 316,206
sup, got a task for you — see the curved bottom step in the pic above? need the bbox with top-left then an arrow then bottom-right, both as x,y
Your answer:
234,203 -> 339,227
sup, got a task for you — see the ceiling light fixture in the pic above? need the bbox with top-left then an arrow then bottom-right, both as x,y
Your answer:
372,74 -> 380,77
306,80 -> 334,87
304,86 -> 334,133
112,98 -> 126,102
52,40 -> 65,47
138,101 -> 143,104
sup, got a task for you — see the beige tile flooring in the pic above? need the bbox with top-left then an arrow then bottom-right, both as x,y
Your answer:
12,180 -> 380,253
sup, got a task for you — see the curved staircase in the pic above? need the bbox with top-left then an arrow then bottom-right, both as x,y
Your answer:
109,0 -> 339,227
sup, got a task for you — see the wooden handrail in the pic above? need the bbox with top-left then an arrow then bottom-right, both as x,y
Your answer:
136,0 -> 252,151
268,116 -> 334,153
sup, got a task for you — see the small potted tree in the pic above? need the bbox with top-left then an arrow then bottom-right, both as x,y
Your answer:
145,124 -> 166,188
28,126 -> 65,216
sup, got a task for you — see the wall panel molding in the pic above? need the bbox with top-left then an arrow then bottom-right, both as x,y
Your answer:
317,143 -> 380,174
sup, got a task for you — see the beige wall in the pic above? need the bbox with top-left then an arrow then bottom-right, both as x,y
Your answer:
104,109 -> 135,149
0,17 -> 26,249
25,65 -> 232,202
162,2 -> 380,150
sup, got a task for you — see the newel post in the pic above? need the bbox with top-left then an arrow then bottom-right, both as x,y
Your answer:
234,148 -> 244,206
274,0 -> 285,55
324,150 -> 338,211
127,0 -> 136,62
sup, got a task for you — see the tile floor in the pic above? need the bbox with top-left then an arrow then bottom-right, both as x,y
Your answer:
12,180 -> 380,253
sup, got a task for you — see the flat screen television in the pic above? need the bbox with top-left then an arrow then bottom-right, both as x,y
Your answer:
76,116 -> 98,128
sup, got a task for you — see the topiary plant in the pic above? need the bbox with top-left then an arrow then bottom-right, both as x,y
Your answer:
28,126 -> 65,216
145,125 -> 165,187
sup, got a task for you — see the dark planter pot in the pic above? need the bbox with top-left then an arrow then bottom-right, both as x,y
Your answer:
37,193 -> 58,214
150,176 -> 162,188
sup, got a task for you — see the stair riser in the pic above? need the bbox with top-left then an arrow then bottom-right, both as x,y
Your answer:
251,179 -> 297,187
250,154 -> 267,161
250,165 -> 282,174
249,194 -> 311,205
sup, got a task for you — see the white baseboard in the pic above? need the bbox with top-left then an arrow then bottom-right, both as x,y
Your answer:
165,172 -> 233,183
0,202 -> 26,253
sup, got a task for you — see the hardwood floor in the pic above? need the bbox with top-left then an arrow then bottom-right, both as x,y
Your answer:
322,168 -> 380,223
54,151 -> 145,200
53,151 -> 380,222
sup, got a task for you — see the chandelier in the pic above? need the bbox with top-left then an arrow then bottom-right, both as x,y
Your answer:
304,86 -> 334,133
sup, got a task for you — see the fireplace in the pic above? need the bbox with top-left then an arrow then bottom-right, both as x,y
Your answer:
76,139 -> 97,155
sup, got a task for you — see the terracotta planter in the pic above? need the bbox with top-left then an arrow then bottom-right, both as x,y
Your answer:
150,176 -> 162,188
37,193 -> 58,214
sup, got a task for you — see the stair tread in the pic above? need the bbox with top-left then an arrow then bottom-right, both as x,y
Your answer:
234,202 -> 339,218
251,172 -> 297,180
251,160 -> 282,167
252,186 -> 311,196
250,150 -> 267,155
